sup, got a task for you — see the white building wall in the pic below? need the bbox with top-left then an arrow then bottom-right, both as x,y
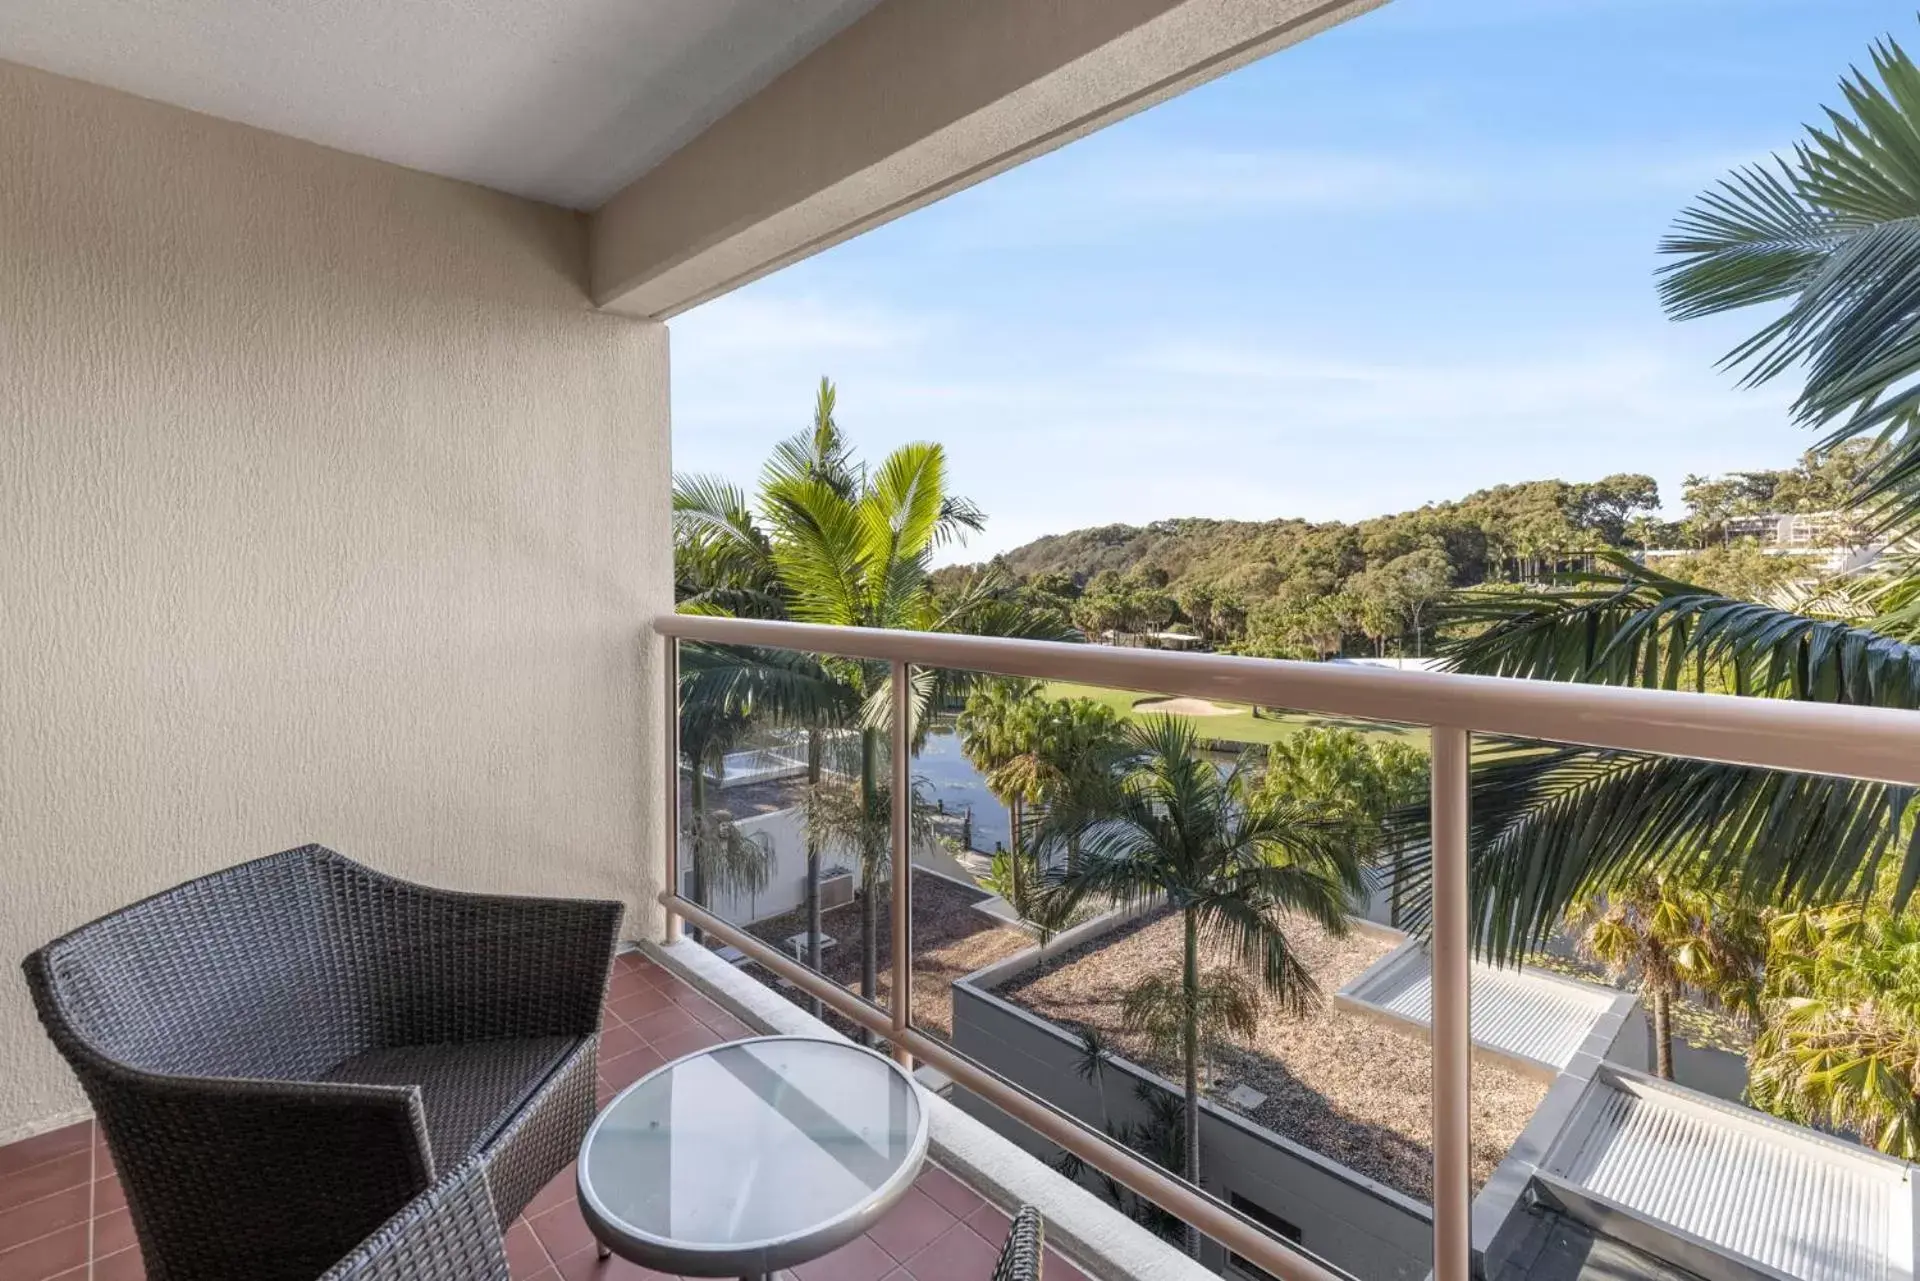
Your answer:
683,806 -> 978,927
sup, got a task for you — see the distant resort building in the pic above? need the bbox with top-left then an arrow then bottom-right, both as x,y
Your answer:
1639,510 -> 1886,575
1098,628 -> 1205,651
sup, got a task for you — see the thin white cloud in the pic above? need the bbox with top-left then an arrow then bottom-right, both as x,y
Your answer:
1379,0 -> 1808,33
902,139 -> 1769,256
1091,149 -> 1481,213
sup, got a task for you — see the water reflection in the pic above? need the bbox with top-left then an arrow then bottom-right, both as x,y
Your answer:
913,727 -> 1240,858
914,728 -> 1009,853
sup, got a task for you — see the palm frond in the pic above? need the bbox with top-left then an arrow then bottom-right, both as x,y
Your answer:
934,495 -> 988,549
685,810 -> 774,901
1441,553 -> 1920,702
1383,559 -> 1920,960
1388,740 -> 1919,964
679,642 -> 855,731
860,443 -> 948,587
761,472 -> 874,628
1195,894 -> 1322,1016
763,377 -> 860,502
1657,159 -> 1835,321
672,473 -> 763,550
1658,35 -> 1920,530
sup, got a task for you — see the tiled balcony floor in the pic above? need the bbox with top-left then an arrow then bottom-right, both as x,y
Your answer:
0,949 -> 1092,1281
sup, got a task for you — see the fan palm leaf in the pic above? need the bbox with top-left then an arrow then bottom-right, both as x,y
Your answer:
1658,35 -> 1920,529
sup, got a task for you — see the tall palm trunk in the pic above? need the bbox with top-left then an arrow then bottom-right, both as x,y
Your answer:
1182,908 -> 1202,1260
805,729 -> 824,1019
1010,795 -> 1025,906
860,728 -> 880,1048
1651,987 -> 1675,1080
688,761 -> 706,944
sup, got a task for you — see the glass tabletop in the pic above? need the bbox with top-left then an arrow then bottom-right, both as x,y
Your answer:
578,1036 -> 927,1266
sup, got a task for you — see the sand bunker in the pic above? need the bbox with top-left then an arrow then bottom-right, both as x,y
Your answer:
1133,695 -> 1241,717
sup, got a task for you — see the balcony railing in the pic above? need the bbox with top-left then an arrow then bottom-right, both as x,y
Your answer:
653,613 -> 1920,1281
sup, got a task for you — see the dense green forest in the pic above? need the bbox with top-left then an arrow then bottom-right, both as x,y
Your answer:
939,445 -> 1876,660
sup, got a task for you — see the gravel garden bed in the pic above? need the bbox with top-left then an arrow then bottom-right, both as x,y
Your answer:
1001,908 -> 1547,1202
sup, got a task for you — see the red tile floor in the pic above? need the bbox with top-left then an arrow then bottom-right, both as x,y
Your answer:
0,949 -> 1094,1281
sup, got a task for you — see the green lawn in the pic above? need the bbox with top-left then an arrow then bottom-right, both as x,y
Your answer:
1040,681 -> 1427,749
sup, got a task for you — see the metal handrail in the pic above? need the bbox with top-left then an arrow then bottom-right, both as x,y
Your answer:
654,613 -> 1920,1281
656,613 -> 1920,787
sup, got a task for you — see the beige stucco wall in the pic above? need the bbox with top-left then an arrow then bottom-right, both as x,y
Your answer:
0,61 -> 671,1139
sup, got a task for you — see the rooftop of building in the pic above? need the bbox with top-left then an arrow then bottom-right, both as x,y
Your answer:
1523,1068 -> 1917,1281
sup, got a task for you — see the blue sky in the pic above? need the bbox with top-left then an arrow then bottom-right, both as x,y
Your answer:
671,0 -> 1911,562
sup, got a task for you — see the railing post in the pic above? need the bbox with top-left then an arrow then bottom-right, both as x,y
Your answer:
662,636 -> 681,946
890,659 -> 914,1070
1430,726 -> 1471,1281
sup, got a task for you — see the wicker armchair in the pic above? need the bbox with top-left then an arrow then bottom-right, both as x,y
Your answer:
992,1206 -> 1044,1281
23,844 -> 622,1281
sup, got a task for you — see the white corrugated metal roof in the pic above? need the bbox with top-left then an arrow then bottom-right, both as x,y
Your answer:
1545,1072 -> 1915,1281
1339,944 -> 1617,1071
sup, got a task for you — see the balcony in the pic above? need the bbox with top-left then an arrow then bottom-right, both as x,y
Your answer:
8,6 -> 1920,1281
4,616 -> 1916,1281
656,614 -> 1920,1281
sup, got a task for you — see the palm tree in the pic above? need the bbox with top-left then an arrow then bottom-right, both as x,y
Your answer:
1261,727 -> 1428,925
758,442 -> 1059,1013
1073,1025 -> 1117,1136
1032,698 -> 1129,875
673,381 -> 1069,1025
677,698 -> 774,937
1386,30 -> 1920,952
1567,872 -> 1764,1080
961,687 -> 1128,889
1043,715 -> 1362,1257
684,809 -> 774,923
798,767 -> 940,1030
1656,33 -> 1920,531
1120,968 -> 1261,1091
958,679 -> 1047,907
1750,904 -> 1920,1157
676,381 -> 859,1004
962,689 -> 1128,965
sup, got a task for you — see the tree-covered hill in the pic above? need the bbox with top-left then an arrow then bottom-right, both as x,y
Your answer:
943,449 -> 1876,660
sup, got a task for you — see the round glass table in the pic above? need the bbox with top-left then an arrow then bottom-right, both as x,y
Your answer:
577,1035 -> 929,1281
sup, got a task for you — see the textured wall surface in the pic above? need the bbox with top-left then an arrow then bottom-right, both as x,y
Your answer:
0,61 -> 672,1139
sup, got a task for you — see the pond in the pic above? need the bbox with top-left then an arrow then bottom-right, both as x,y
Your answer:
912,728 -> 1011,853
911,727 -> 1247,856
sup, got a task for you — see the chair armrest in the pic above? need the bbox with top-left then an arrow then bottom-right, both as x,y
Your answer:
344,859 -> 624,1042
319,1158 -> 509,1281
97,1073 -> 438,1280
991,1206 -> 1045,1281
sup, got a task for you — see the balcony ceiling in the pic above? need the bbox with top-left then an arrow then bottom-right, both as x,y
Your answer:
0,0 -> 882,209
